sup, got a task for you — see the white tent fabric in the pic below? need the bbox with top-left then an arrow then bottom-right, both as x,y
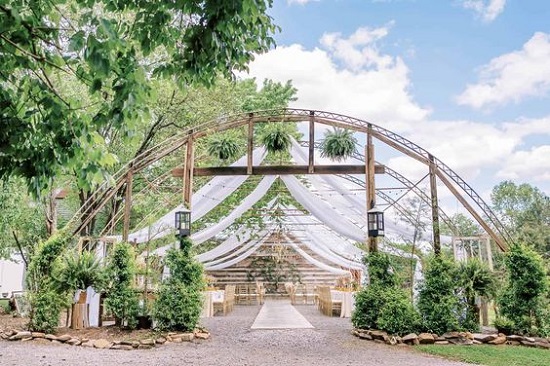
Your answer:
191,176 -> 276,244
200,231 -> 269,267
285,237 -> 351,276
280,175 -> 367,243
115,147 -> 267,244
204,239 -> 264,270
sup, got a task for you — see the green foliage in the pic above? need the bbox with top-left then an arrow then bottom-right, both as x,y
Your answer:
457,259 -> 496,332
497,243 -> 549,336
493,316 -> 515,335
153,239 -> 205,332
104,243 -> 139,329
0,0 -> 279,193
206,133 -> 242,161
27,231 -> 70,291
417,255 -> 461,334
260,123 -> 292,153
53,251 -> 105,293
26,289 -> 68,334
320,128 -> 357,162
491,181 -> 549,257
352,252 -> 419,335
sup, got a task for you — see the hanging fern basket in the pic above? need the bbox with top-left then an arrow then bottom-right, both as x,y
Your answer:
320,128 -> 358,162
206,135 -> 241,161
260,123 -> 292,154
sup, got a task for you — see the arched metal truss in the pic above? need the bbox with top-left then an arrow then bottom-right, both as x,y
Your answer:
68,108 -> 511,251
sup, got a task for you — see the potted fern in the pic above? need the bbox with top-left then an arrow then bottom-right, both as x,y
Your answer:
260,123 -> 292,154
206,133 -> 241,161
320,128 -> 358,161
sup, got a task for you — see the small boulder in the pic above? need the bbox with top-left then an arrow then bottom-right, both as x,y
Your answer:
11,331 -> 32,340
473,333 -> 497,343
67,338 -> 81,346
370,330 -> 389,342
31,332 -> 45,339
45,334 -> 57,341
195,332 -> 210,340
401,333 -> 418,344
93,339 -> 112,349
434,341 -> 449,345
156,337 -> 167,345
111,345 -> 133,351
418,333 -> 435,344
358,332 -> 372,340
140,339 -> 155,346
138,344 -> 152,350
81,341 -> 94,348
56,334 -> 72,342
174,333 -> 195,342
488,335 -> 507,345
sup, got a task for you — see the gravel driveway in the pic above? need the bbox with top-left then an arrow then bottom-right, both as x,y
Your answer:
0,301 -> 471,366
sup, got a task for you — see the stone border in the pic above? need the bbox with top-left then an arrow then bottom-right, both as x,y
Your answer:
352,329 -> 550,350
0,329 -> 210,350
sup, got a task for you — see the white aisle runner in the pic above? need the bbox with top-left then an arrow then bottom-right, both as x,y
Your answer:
251,300 -> 314,329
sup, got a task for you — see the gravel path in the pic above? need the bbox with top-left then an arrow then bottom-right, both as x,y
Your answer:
0,301 -> 471,366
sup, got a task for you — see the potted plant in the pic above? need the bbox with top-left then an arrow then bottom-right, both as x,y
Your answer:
320,128 -> 357,161
206,133 -> 241,161
260,123 -> 292,154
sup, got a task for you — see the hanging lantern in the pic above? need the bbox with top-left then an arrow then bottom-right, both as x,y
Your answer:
367,206 -> 384,237
175,210 -> 191,238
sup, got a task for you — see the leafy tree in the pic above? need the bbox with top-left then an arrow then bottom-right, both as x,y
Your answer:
491,181 -> 550,257
497,243 -> 549,336
417,255 -> 461,334
153,238 -> 205,331
104,243 -> 139,328
352,252 -> 420,335
0,0 -> 279,194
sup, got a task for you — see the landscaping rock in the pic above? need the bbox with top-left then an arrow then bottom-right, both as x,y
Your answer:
370,330 -> 389,342
120,340 -> 134,346
93,339 -> 112,349
138,344 -> 152,350
140,339 -> 155,346
401,333 -> 418,344
195,332 -> 210,340
358,332 -> 372,340
442,332 -> 460,339
434,341 -> 449,345
488,335 -> 507,345
473,333 -> 497,343
45,334 -> 57,341
111,345 -> 133,351
520,340 -> 536,348
173,333 -> 194,342
156,337 -> 167,344
56,334 -> 72,342
21,336 -> 33,342
81,341 -> 94,348
418,333 -> 435,344
11,331 -> 31,340
31,332 -> 45,338
535,341 -> 550,349
506,335 -> 523,342
67,338 -> 81,346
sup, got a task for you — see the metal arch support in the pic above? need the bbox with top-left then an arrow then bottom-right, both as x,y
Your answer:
67,108 -> 511,251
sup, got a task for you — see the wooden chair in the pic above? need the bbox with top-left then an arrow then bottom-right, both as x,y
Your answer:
236,284 -> 250,305
317,286 -> 342,316
293,284 -> 306,305
304,283 -> 316,305
255,282 -> 265,305
213,285 -> 235,315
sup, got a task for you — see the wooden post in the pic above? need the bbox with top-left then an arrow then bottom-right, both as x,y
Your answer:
366,126 -> 377,252
428,155 -> 441,255
122,167 -> 133,242
183,134 -> 195,209
247,113 -> 254,175
308,110 -> 315,174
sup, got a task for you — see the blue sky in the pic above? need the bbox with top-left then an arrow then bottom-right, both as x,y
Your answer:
243,0 -> 550,204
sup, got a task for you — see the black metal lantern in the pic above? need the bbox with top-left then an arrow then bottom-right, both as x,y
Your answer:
175,210 -> 191,238
367,206 -> 384,237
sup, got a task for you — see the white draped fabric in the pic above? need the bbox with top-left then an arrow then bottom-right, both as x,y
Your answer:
280,175 -> 367,243
116,148 -> 267,244
192,176 -> 276,244
286,238 -> 350,275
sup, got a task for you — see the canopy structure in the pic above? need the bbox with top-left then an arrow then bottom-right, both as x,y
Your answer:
68,108 -> 510,291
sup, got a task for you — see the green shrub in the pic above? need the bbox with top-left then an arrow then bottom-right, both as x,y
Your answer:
457,259 -> 497,332
206,134 -> 241,161
377,287 -> 421,336
104,243 -> 139,329
417,255 -> 461,334
497,244 -> 549,336
53,251 -> 105,293
352,252 -> 419,335
153,239 -> 205,332
26,232 -> 69,333
493,316 -> 515,335
27,289 -> 68,333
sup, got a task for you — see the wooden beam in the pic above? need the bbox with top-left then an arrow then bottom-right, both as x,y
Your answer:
429,155 -> 441,255
183,135 -> 194,209
247,114 -> 254,175
122,168 -> 133,242
308,111 -> 315,174
172,164 -> 385,177
436,170 -> 507,251
366,126 -> 377,253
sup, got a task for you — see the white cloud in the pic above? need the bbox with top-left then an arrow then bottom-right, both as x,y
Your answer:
244,24 -> 429,131
461,0 -> 506,22
457,32 -> 550,109
287,0 -> 319,5
497,145 -> 550,182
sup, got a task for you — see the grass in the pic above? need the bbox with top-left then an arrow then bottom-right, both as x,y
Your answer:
417,345 -> 549,366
